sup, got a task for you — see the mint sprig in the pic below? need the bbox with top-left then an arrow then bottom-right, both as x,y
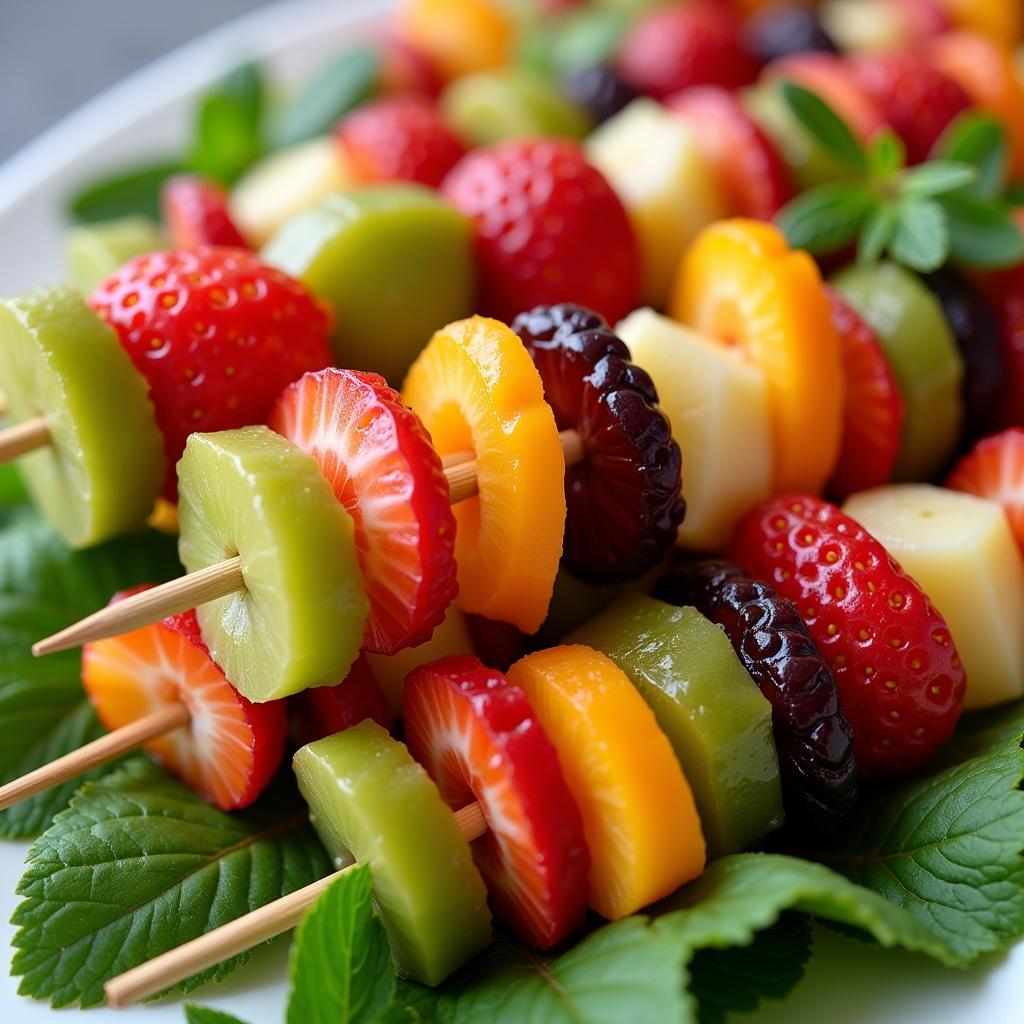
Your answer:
775,82 -> 1024,272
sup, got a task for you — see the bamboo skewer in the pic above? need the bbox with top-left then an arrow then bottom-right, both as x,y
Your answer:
0,702 -> 190,811
0,416 -> 50,464
34,428 -> 584,657
104,801 -> 490,1009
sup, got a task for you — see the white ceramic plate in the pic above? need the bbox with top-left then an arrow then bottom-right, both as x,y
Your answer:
0,2 -> 1020,1020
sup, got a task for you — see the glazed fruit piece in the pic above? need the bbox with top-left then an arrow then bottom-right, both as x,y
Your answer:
731,495 -> 966,777
229,137 -> 351,247
402,317 -> 566,634
939,0 -> 1021,48
0,286 -> 164,548
404,656 -> 590,948
825,287 -> 904,501
845,484 -> 1024,710
947,429 -> 1024,550
91,247 -> 333,501
560,66 -> 638,127
160,175 -> 248,248
617,308 -> 773,551
262,186 -> 474,386
269,368 -> 457,655
82,593 -> 287,810
653,558 -> 857,831
397,0 -> 512,82
831,261 -> 963,481
572,593 -> 784,857
65,217 -> 165,295
334,95 -> 466,187
667,85 -> 795,221
293,720 -> 492,984
366,605 -> 474,716
443,139 -> 641,325
507,645 -> 705,920
924,267 -> 1002,445
586,100 -> 724,306
536,567 -> 629,646
441,70 -> 591,146
671,219 -> 843,495
177,426 -> 368,703
742,3 -> 838,62
511,303 -> 684,583
290,654 -> 394,744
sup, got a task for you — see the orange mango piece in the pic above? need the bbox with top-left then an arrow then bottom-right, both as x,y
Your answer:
402,316 -> 565,634
670,219 -> 843,495
507,644 -> 705,919
397,0 -> 512,83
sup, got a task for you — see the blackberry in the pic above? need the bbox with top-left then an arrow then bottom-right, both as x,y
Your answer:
561,65 -> 639,126
512,303 -> 685,584
654,557 -> 858,831
741,5 -> 837,65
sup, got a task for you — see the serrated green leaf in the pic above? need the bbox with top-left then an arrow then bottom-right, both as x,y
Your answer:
934,112 -> 1008,198
189,62 -> 266,185
11,759 -> 331,1008
0,516 -> 181,838
776,182 -> 875,252
779,81 -> 867,174
858,203 -> 897,264
67,160 -> 187,224
815,701 -> 1024,964
287,864 -> 395,1024
942,192 -> 1024,268
899,162 -> 977,198
867,128 -> 906,180
273,49 -> 379,149
185,1005 -> 252,1024
890,197 -> 948,272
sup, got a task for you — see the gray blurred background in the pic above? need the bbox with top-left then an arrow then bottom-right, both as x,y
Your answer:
0,0 -> 277,162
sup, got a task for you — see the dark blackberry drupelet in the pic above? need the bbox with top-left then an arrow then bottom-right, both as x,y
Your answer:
741,4 -> 837,65
561,65 -> 639,126
512,303 -> 685,584
654,557 -> 858,832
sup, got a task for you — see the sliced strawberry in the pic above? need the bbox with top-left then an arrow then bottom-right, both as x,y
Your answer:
160,175 -> 249,249
269,368 -> 458,655
825,287 -> 905,501
291,654 -> 394,744
403,655 -> 590,949
81,587 -> 287,810
667,85 -> 794,220
947,429 -> 1024,550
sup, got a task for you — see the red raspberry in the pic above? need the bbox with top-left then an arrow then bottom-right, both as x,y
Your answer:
617,2 -> 758,101
335,95 -> 466,188
730,495 -> 966,779
90,247 -> 333,501
442,139 -> 641,325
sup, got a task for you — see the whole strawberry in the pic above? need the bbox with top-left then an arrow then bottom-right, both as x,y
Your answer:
160,175 -> 248,249
335,94 -> 466,188
730,495 -> 966,778
442,139 -> 641,325
91,247 -> 333,500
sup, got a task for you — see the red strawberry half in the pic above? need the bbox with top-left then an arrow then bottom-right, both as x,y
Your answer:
91,247 -> 333,501
403,655 -> 590,949
160,175 -> 249,249
825,286 -> 904,501
81,588 -> 288,810
947,428 -> 1024,551
291,654 -> 394,744
269,368 -> 458,655
730,495 -> 966,778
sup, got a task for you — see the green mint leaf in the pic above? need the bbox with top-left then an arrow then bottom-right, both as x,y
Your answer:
273,49 -> 379,149
776,182 -> 876,253
0,515 -> 181,838
67,160 -> 186,225
899,161 -> 978,198
867,129 -> 906,180
779,81 -> 867,174
184,1006 -> 253,1024
890,197 -> 949,272
11,759 -> 332,1007
858,203 -> 897,264
816,700 -> 1024,964
934,112 -> 1008,198
941,191 -> 1024,268
287,864 -> 395,1024
520,8 -> 626,75
1008,181 -> 1024,204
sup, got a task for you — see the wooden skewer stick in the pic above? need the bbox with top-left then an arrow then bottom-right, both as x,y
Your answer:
34,429 -> 584,658
0,416 -> 50,464
104,801 -> 489,1009
0,702 -> 190,811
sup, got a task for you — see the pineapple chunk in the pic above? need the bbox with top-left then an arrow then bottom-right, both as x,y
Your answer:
586,100 -> 724,307
845,484 -> 1024,710
617,308 -> 773,551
